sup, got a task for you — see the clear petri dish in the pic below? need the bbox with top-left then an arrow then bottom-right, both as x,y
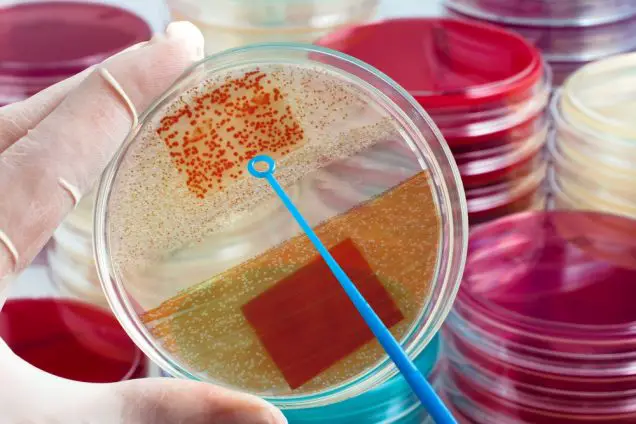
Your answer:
94,44 -> 467,407
0,298 -> 147,382
443,0 -> 636,27
560,52 -> 636,141
169,0 -> 378,55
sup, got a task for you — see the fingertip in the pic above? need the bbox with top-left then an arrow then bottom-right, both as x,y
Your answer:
166,21 -> 205,62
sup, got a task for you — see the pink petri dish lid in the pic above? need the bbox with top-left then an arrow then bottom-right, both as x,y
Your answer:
0,298 -> 146,383
316,18 -> 543,113
458,211 -> 636,350
0,1 -> 152,79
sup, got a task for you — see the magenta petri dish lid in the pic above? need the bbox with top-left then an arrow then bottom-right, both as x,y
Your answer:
0,298 -> 145,383
0,1 -> 152,78
459,211 -> 636,344
316,18 -> 543,112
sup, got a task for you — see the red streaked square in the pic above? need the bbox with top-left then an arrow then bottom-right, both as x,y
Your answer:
241,238 -> 404,389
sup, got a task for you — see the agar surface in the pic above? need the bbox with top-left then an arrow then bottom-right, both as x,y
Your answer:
140,172 -> 439,394
242,238 -> 404,389
157,70 -> 305,198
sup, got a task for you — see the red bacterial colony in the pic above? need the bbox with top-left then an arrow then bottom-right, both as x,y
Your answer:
241,239 -> 404,389
156,70 -> 306,198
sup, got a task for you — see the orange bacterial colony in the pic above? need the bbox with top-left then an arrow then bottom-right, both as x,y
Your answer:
156,70 -> 305,198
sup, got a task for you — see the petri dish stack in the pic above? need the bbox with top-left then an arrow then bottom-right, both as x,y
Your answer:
441,211 -> 636,423
92,44 -> 467,409
283,335 -> 442,423
318,18 -> 550,225
443,0 -> 636,86
167,0 -> 379,55
0,1 -> 156,306
549,53 -> 636,220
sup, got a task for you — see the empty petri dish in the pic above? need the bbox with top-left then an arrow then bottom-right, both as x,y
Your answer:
94,44 -> 467,407
0,298 -> 146,382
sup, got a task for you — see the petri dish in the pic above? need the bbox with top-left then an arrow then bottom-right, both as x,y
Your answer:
465,162 -> 546,224
455,122 -> 547,188
316,18 -> 543,112
442,0 -> 636,26
94,44 -> 467,407
169,0 -> 378,55
0,1 -> 152,78
560,52 -> 636,141
454,211 -> 636,350
0,298 -> 146,382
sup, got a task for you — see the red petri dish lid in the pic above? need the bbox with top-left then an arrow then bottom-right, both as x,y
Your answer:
317,18 -> 543,111
0,298 -> 145,383
0,1 -> 152,78
460,211 -> 636,341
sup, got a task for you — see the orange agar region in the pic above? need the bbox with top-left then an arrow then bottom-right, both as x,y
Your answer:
241,238 -> 404,390
156,70 -> 305,198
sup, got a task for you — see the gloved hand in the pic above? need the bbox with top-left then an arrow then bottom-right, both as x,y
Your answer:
0,21 -> 286,424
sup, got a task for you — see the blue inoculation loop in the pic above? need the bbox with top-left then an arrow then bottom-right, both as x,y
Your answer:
247,155 -> 457,424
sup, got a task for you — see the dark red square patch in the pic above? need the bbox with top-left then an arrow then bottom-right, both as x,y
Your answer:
241,238 -> 404,389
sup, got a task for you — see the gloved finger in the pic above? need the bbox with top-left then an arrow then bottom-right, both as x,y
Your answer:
0,21 -> 204,280
0,41 -> 151,154
0,339 -> 286,424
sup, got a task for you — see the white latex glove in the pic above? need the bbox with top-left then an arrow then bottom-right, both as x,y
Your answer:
0,21 -> 287,424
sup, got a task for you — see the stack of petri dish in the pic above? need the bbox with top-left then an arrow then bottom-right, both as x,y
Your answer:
444,0 -> 636,86
441,211 -> 636,423
283,335 -> 442,424
318,18 -> 550,225
0,0 -> 156,306
549,53 -> 636,220
166,0 -> 379,55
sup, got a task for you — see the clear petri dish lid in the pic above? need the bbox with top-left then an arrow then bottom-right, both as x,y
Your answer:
316,18 -> 543,113
0,1 -> 152,78
443,0 -> 636,27
561,52 -> 636,141
457,211 -> 636,348
94,44 -> 467,407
